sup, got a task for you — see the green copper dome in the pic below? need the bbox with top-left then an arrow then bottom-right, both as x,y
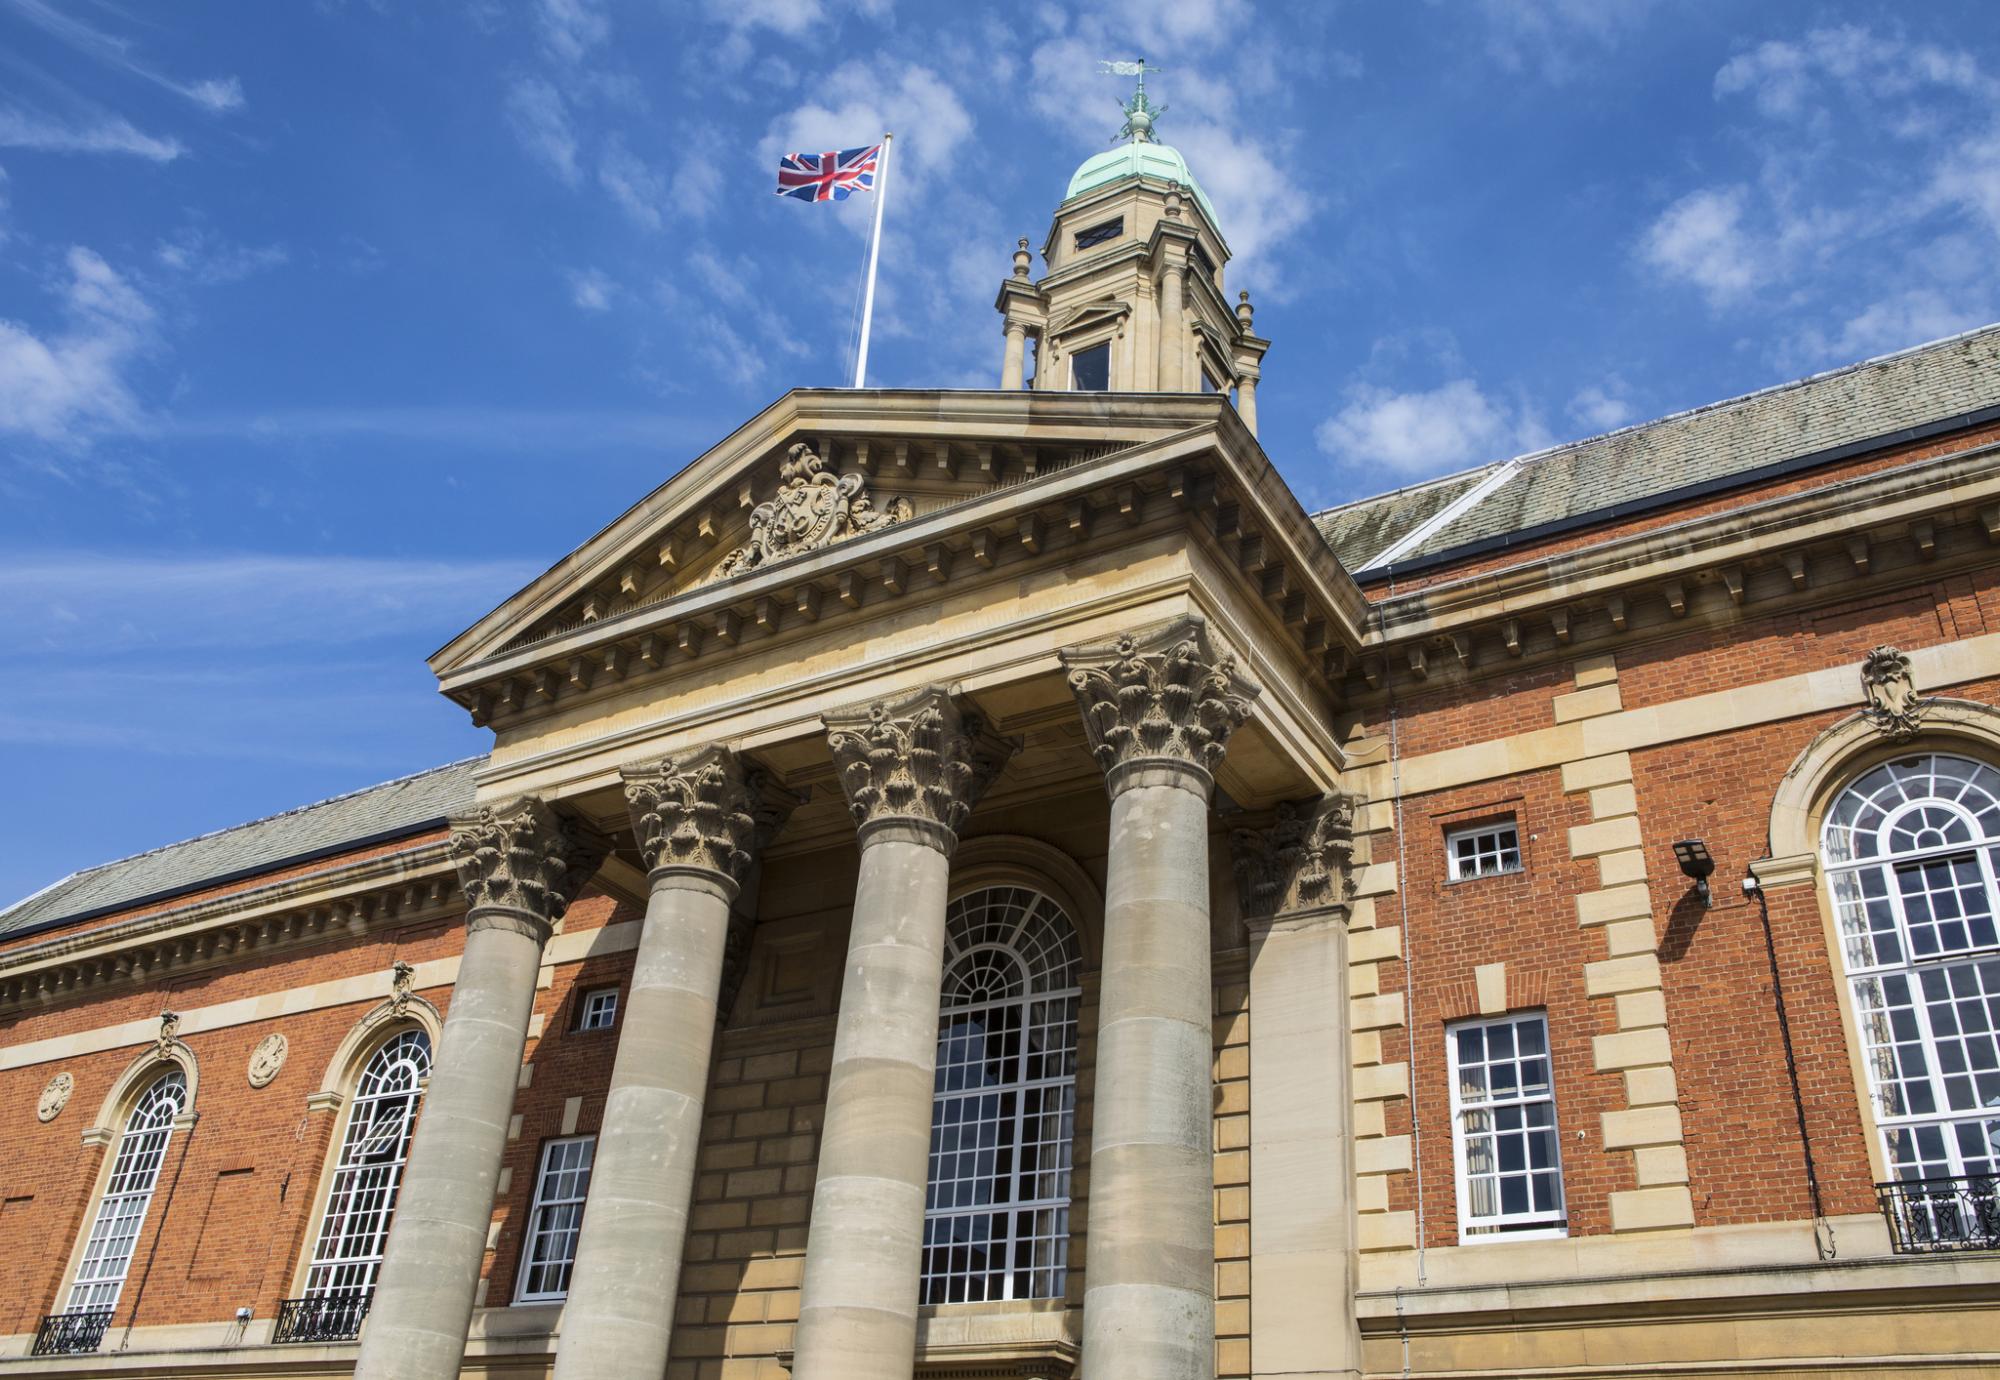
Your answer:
1063,142 -> 1220,228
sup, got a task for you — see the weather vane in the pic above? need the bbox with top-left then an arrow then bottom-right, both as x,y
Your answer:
1099,57 -> 1166,144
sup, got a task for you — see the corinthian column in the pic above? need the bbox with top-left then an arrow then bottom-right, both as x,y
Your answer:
1060,617 -> 1258,1380
790,688 -> 1015,1380
1233,796 -> 1364,1380
552,748 -> 794,1380
356,797 -> 607,1380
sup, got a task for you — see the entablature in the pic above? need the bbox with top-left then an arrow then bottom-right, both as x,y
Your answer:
1339,440 -> 2000,700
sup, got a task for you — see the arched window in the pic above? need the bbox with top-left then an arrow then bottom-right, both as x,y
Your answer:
303,1029 -> 432,1301
923,885 -> 1082,1305
1821,753 -> 2000,1240
68,1068 -> 187,1316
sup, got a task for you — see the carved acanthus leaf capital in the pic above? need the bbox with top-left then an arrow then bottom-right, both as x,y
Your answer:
1061,616 -> 1260,788
1232,794 -> 1359,923
710,443 -> 913,582
1861,645 -> 1930,742
824,687 -> 1018,844
622,745 -> 800,885
447,795 -> 610,936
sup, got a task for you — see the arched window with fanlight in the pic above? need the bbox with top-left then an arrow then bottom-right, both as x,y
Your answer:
65,1068 -> 187,1320
922,885 -> 1082,1305
1821,752 -> 2000,1247
301,1030 -> 431,1306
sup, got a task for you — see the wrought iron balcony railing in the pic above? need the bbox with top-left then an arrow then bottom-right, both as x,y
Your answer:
1877,1172 -> 2000,1253
31,1309 -> 113,1356
272,1290 -> 372,1344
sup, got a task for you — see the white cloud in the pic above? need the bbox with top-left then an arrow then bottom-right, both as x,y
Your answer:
1316,378 -> 1540,477
1932,128 -> 2000,238
1467,0 -> 1655,82
566,266 -> 615,311
505,77 -> 579,184
762,63 -> 974,205
0,247 -> 154,443
536,0 -> 608,63
155,228 -> 289,284
1790,290 -> 1984,366
1715,26 -> 1990,121
1638,186 -> 1765,306
1568,382 -> 1635,432
0,107 -> 183,161
598,139 -> 668,230
2,0 -> 243,112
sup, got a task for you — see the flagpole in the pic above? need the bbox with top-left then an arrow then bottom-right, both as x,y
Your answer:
852,131 -> 892,389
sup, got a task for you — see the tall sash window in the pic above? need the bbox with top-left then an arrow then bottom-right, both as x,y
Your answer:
304,1029 -> 432,1298
922,885 -> 1082,1305
68,1069 -> 187,1315
1822,754 -> 2000,1240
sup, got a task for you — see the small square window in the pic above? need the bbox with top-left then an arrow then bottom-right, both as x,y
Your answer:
576,988 -> 618,1032
1446,822 -> 1522,881
1071,342 -> 1110,392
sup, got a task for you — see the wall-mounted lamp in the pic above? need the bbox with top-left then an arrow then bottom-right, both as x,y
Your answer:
1673,839 -> 1715,906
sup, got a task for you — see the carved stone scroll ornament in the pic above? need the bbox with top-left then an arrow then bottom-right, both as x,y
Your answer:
247,1033 -> 289,1089
388,960 -> 418,1017
447,796 -> 611,941
622,746 -> 802,886
824,687 -> 1019,846
1232,794 -> 1359,924
1060,616 -> 1260,788
1860,645 -> 1930,742
711,443 -> 913,582
37,1071 -> 74,1123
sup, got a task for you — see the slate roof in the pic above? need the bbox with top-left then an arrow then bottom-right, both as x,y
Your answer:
0,759 -> 481,942
1313,323 -> 2000,575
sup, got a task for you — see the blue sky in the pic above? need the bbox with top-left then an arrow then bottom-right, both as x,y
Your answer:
3,0 -> 1998,906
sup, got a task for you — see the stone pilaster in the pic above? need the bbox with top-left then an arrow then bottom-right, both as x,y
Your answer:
553,748 -> 794,1380
1061,617 -> 1257,1380
790,688 -> 1012,1380
1234,796 -> 1365,1380
355,796 -> 606,1380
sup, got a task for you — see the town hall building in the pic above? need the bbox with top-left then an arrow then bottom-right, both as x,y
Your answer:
1,83 -> 1997,1380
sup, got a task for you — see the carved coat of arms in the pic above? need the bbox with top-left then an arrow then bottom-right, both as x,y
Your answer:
1860,645 -> 1928,742
711,443 -> 911,582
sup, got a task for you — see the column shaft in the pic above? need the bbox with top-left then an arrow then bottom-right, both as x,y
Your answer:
1157,264 -> 1186,391
355,914 -> 546,1380
551,869 -> 734,1380
1081,769 -> 1217,1379
1238,374 -> 1259,435
1001,322 -> 1027,390
791,827 -> 952,1380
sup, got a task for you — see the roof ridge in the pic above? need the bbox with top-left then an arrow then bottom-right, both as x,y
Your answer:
1310,459 -> 1506,520
16,756 -> 484,900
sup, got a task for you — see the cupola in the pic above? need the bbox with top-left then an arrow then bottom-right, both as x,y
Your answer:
995,63 -> 1271,433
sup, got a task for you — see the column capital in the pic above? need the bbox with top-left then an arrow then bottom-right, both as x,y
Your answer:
622,745 -> 799,894
823,686 -> 1017,852
1060,615 -> 1259,798
448,795 -> 610,943
1233,793 -> 1360,930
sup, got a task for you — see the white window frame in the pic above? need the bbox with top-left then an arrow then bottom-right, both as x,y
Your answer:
303,1029 -> 430,1300
1446,820 -> 1523,882
576,987 -> 619,1032
1447,1011 -> 1568,1241
515,1135 -> 595,1303
66,1069 -> 187,1316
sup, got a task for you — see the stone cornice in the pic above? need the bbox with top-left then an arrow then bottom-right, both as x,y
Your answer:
0,843 -> 461,1017
438,410 -> 1367,734
1345,442 -> 2000,698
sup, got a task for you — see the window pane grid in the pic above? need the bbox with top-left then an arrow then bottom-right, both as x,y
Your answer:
1823,754 -> 2000,1187
1446,824 -> 1522,881
924,888 -> 1080,1305
68,1070 -> 186,1315
1449,1013 -> 1565,1237
304,1030 -> 431,1299
518,1136 -> 595,1301
578,989 -> 618,1031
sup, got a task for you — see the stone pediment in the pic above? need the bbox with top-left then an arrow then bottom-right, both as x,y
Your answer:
1046,299 -> 1131,343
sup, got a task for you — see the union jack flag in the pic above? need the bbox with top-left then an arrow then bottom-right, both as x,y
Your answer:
775,145 -> 881,202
